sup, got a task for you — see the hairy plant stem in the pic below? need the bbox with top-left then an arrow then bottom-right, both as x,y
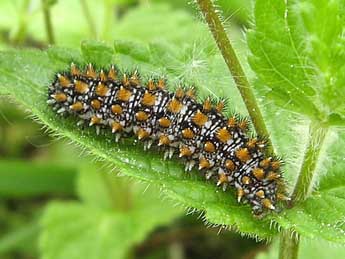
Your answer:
42,0 -> 55,44
279,122 -> 328,259
279,229 -> 299,259
291,122 -> 328,203
196,0 -> 273,154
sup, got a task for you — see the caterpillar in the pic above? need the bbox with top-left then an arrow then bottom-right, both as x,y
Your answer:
47,63 -> 287,215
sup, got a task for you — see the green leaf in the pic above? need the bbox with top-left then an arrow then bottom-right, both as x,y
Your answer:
0,41 -> 276,239
40,164 -> 181,259
81,40 -> 114,67
114,40 -> 151,63
248,0 -> 345,125
0,160 -> 76,197
40,201 -> 177,259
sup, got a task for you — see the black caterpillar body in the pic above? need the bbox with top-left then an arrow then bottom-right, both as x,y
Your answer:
47,63 -> 287,215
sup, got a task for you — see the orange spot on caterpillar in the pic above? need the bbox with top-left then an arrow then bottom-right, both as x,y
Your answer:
70,101 -> 83,111
225,160 -> 235,171
215,101 -> 225,113
237,188 -> 244,202
70,63 -> 80,76
238,119 -> 249,132
52,92 -> 67,102
137,128 -> 149,140
89,116 -> 101,126
175,87 -> 185,99
216,127 -> 231,143
111,121 -> 123,133
241,176 -> 251,185
157,79 -> 165,89
74,80 -> 89,94
58,74 -> 71,88
227,117 -> 237,127
117,87 -> 131,102
252,168 -> 265,180
158,135 -> 170,146
271,160 -> 281,171
262,199 -> 275,210
204,141 -> 215,153
217,173 -> 228,185
158,117 -> 171,128
167,98 -> 182,113
235,148 -> 251,162
199,158 -> 211,170
277,193 -> 290,201
122,74 -> 130,87
256,190 -> 265,199
111,104 -> 122,115
202,98 -> 212,112
91,99 -> 101,110
135,111 -> 148,121
147,79 -> 156,91
260,158 -> 272,169
85,64 -> 97,78
185,88 -> 196,99
141,91 -> 156,106
192,110 -> 208,127
247,138 -> 258,149
108,66 -> 117,80
96,83 -> 109,97
182,128 -> 194,139
266,172 -> 280,181
99,70 -> 107,81
129,71 -> 140,86
179,146 -> 192,157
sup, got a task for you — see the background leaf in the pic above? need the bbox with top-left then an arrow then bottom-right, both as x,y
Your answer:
0,160 -> 76,197
40,163 -> 181,259
248,0 -> 345,125
40,201 -> 177,259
